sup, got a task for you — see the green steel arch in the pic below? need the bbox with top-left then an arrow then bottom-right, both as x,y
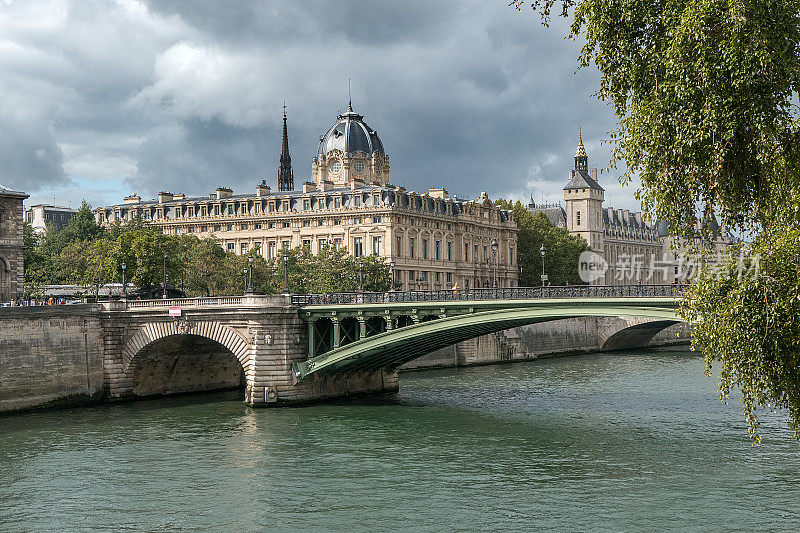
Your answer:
293,297 -> 679,382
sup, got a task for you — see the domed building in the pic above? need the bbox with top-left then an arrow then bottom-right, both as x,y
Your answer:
97,104 -> 518,291
312,103 -> 390,187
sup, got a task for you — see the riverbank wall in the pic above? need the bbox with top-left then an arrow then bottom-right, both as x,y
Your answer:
0,306 -> 105,412
401,318 -> 691,370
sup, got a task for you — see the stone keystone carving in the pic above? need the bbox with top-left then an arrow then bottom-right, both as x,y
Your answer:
176,318 -> 192,335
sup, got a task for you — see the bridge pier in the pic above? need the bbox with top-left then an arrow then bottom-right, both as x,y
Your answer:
97,296 -> 397,407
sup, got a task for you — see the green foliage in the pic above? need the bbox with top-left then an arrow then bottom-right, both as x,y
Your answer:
513,0 -> 800,235
681,226 -> 800,442
259,246 -> 390,294
513,0 -> 800,440
25,208 -> 391,296
495,198 -> 590,285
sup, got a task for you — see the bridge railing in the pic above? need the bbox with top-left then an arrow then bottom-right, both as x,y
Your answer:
290,284 -> 685,306
126,296 -> 245,309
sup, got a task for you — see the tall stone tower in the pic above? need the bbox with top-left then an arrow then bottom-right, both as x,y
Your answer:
563,130 -> 605,252
277,105 -> 294,192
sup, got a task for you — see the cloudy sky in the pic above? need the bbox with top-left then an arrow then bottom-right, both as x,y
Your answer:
0,0 -> 640,211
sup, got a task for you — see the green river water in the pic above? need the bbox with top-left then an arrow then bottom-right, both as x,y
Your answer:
1,350 -> 798,531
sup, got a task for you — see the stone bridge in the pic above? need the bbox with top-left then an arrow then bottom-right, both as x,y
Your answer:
0,285 -> 683,411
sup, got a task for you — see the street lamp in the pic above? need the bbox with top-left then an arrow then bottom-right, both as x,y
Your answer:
247,255 -> 254,294
540,243 -> 547,287
389,259 -> 395,292
121,262 -> 127,299
281,251 -> 290,294
491,238 -> 498,289
162,253 -> 168,299
358,260 -> 364,292
94,277 -> 100,301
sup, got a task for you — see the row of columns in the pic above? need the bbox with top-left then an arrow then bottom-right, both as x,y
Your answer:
307,310 -> 455,358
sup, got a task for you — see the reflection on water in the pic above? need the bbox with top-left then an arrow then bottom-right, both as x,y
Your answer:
1,351 -> 798,531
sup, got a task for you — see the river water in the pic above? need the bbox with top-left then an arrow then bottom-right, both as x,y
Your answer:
1,350 -> 799,531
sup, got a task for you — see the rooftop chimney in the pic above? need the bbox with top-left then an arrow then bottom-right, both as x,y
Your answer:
256,180 -> 270,197
215,187 -> 233,200
428,187 -> 448,199
124,194 -> 141,204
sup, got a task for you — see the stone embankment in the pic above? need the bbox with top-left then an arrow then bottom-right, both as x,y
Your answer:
0,306 -> 105,412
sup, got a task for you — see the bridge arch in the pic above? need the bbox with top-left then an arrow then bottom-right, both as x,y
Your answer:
122,320 -> 250,369
117,321 -> 252,398
600,319 -> 682,351
295,302 -> 680,381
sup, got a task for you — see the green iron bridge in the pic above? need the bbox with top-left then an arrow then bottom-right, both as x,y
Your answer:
291,284 -> 684,383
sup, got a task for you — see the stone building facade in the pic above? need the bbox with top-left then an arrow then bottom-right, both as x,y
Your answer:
0,184 -> 28,302
25,204 -> 78,234
529,135 -> 733,285
96,106 -> 518,290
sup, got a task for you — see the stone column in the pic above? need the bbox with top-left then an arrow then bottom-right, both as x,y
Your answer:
357,316 -> 367,340
384,314 -> 394,331
307,318 -> 316,358
332,317 -> 341,348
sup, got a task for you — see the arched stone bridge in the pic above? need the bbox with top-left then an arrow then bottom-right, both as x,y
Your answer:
95,285 -> 682,406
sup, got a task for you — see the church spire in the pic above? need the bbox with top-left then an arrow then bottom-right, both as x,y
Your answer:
574,123 -> 588,171
278,103 -> 294,191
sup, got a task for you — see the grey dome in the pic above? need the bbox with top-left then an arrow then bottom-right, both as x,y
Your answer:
317,108 -> 384,157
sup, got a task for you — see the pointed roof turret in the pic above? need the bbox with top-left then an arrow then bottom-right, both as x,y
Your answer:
278,103 -> 294,191
564,124 -> 604,191
574,124 -> 588,171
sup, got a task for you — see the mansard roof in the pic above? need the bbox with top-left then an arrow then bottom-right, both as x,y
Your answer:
527,204 -> 566,227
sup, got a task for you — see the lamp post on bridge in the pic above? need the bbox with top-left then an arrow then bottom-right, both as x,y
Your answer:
491,238 -> 498,290
121,262 -> 127,299
358,260 -> 364,292
281,251 -> 290,294
162,253 -> 168,299
389,259 -> 395,292
246,255 -> 254,294
540,244 -> 547,287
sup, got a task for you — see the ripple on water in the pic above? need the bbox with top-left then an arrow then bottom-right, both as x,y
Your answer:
1,351 -> 799,531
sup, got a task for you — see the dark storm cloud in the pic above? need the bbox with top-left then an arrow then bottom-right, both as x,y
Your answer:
1,0 -> 638,210
144,0 -> 457,46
